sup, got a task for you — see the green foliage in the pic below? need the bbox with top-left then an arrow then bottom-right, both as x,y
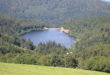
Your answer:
62,55 -> 78,68
1,0 -> 110,25
84,56 -> 110,73
36,41 -> 67,54
61,16 -> 110,72
0,14 -> 44,50
0,46 -> 24,54
14,55 -> 37,64
38,54 -> 63,66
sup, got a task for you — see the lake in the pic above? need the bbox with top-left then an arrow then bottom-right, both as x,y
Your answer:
21,29 -> 76,48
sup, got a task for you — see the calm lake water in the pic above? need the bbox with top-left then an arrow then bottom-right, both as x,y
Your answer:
21,29 -> 76,48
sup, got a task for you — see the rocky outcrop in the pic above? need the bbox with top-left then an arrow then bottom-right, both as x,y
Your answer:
60,27 -> 70,33
43,27 -> 70,33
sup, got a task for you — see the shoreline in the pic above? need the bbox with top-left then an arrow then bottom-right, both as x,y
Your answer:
44,27 -> 80,42
43,27 -> 70,33
20,26 -> 78,48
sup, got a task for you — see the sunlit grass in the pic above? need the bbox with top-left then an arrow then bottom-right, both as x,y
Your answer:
0,63 -> 110,75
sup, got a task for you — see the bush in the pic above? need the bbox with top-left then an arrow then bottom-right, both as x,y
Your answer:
38,54 -> 63,66
84,56 -> 110,73
63,55 -> 78,68
14,55 -> 37,64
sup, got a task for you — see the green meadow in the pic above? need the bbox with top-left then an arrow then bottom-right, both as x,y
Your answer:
0,63 -> 110,75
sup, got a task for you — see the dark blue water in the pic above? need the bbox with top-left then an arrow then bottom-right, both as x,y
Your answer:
21,29 -> 76,48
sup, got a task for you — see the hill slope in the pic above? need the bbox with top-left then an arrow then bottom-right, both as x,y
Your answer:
0,63 -> 110,75
60,16 -> 110,72
0,0 -> 110,24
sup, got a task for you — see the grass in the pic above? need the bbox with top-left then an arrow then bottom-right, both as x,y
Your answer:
0,63 -> 110,75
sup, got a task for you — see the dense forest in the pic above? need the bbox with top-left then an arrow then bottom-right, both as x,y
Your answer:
60,16 -> 110,72
0,0 -> 110,24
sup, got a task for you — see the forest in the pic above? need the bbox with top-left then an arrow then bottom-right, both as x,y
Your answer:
0,14 -> 110,73
0,0 -> 110,24
61,16 -> 110,72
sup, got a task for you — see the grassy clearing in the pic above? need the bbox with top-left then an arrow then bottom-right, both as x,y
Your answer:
0,63 -> 110,75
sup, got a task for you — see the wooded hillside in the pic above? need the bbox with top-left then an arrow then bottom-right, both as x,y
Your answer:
0,0 -> 110,24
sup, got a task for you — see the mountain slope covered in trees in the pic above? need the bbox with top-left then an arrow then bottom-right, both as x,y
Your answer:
61,16 -> 110,72
0,0 -> 110,24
